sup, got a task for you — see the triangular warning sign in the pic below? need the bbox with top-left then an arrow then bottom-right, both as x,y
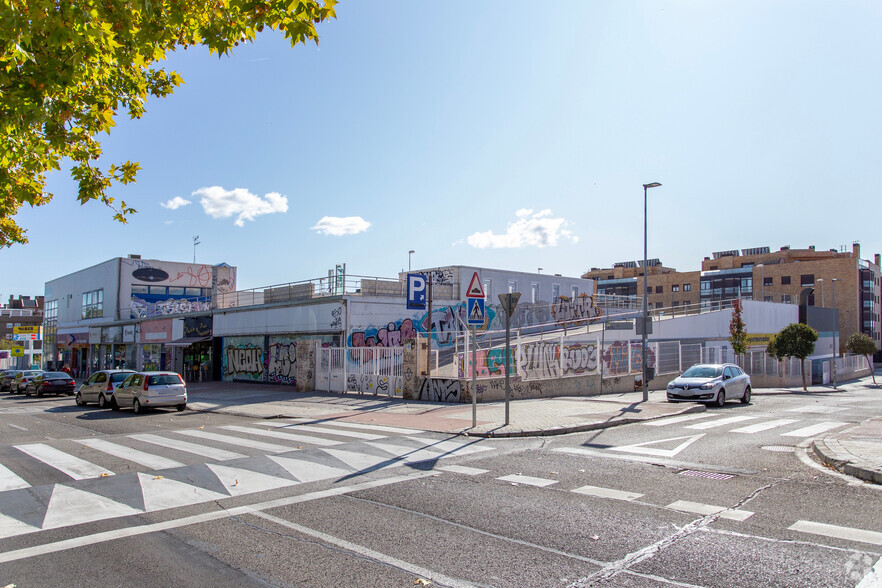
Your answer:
469,301 -> 484,321
466,272 -> 485,298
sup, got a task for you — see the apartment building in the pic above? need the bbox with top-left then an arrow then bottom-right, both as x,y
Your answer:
582,261 -> 701,312
0,295 -> 45,369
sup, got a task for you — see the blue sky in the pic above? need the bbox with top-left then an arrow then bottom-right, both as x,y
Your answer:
4,1 -> 882,297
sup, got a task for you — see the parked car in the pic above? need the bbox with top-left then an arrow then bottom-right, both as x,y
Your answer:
0,369 -> 22,392
75,369 -> 136,407
666,363 -> 751,407
25,372 -> 76,397
113,371 -> 187,414
12,370 -> 44,394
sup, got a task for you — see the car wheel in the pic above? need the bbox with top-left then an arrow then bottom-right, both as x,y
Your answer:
741,386 -> 751,404
714,389 -> 726,408
36,387 -> 43,397
25,387 -> 31,397
110,397 -> 120,411
98,394 -> 107,408
133,399 -> 142,414
176,403 -> 186,412
76,392 -> 86,406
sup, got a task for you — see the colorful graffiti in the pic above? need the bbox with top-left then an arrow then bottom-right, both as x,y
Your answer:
459,348 -> 513,378
419,378 -> 462,402
552,294 -> 602,327
603,340 -> 655,376
348,319 -> 417,361
131,297 -> 211,319
223,336 -> 264,381
267,340 -> 296,385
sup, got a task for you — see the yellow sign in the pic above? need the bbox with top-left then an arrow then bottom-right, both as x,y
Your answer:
11,346 -> 24,357
747,333 -> 775,347
13,326 -> 41,335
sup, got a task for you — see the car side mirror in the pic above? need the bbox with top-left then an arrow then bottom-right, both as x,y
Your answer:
723,374 -> 730,380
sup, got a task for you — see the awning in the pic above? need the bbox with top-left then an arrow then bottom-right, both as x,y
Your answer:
165,336 -> 212,347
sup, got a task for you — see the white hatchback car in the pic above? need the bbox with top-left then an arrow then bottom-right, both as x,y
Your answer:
76,369 -> 136,407
666,363 -> 751,407
113,371 -> 187,414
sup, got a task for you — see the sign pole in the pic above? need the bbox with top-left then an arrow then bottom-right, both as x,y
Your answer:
471,326 -> 477,428
504,310 -> 511,426
426,273 -> 433,377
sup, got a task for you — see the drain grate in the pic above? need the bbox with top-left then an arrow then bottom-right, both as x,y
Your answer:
679,470 -> 735,480
761,445 -> 796,452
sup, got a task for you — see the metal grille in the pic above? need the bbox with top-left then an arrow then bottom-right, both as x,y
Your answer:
761,445 -> 796,452
679,470 -> 734,480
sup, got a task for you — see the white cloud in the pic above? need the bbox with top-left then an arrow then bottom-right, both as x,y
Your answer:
194,186 -> 288,227
160,196 -> 192,210
466,209 -> 578,249
311,216 -> 371,236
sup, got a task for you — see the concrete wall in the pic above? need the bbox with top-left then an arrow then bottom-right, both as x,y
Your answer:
213,301 -> 342,336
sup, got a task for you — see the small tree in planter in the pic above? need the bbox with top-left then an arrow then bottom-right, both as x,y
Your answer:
774,323 -> 818,391
846,332 -> 877,385
729,299 -> 748,363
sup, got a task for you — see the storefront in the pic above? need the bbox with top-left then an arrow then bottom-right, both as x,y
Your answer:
140,318 -> 173,372
167,316 -> 213,382
55,330 -> 89,377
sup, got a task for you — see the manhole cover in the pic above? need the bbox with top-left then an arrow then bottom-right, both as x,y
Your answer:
679,470 -> 734,480
761,445 -> 796,452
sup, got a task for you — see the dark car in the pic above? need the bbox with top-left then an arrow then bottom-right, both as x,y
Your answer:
25,372 -> 77,397
0,369 -> 22,392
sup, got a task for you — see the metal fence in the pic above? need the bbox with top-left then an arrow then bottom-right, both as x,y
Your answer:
315,346 -> 403,396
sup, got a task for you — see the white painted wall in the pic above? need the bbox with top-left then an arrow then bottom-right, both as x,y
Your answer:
45,258 -> 120,327
213,301 -> 343,336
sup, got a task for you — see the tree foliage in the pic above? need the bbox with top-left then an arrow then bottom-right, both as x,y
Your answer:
1,0 -> 337,246
728,299 -> 748,356
774,322 -> 818,390
846,332 -> 877,385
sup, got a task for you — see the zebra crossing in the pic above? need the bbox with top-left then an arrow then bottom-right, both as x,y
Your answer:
644,410 -> 849,438
0,419 -> 492,540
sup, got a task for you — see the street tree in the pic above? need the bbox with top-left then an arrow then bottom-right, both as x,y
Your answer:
1,0 -> 337,246
774,323 -> 818,391
846,332 -> 877,385
728,299 -> 748,358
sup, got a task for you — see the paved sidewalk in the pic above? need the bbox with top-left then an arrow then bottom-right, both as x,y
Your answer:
813,417 -> 882,484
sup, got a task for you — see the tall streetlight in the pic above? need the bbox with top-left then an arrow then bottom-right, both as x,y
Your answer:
408,250 -> 415,272
642,182 -> 662,402
832,278 -> 841,388
193,235 -> 200,264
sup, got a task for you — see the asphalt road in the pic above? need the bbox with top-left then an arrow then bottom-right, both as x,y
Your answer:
0,386 -> 879,587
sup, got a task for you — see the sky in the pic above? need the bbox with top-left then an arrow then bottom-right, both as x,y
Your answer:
4,1 -> 882,297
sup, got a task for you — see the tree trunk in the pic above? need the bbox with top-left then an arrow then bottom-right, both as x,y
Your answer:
801,358 -> 807,391
867,354 -> 877,385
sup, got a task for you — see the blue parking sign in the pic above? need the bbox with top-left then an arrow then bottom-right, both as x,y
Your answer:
407,273 -> 427,310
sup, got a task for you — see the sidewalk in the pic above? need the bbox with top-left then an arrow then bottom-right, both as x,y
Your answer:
185,377 -> 882,484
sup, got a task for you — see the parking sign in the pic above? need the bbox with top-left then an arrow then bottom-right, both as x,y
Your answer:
406,273 -> 427,310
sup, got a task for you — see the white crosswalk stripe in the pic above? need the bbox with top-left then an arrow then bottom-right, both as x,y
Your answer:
644,414 -> 719,427
781,422 -> 848,437
497,474 -> 558,487
74,438 -> 185,470
266,423 -> 387,441
265,419 -> 424,435
685,416 -> 757,430
730,419 -> 801,434
0,463 -> 29,492
128,434 -> 246,461
14,444 -> 112,480
219,425 -> 344,447
173,429 -> 292,453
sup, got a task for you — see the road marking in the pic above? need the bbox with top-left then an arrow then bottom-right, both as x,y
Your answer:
7,424 -> 28,432
685,416 -> 757,430
173,429 -> 291,453
786,405 -> 847,414
610,434 -> 705,458
405,437 -> 492,456
74,438 -> 185,470
320,448 -> 397,472
781,422 -> 848,437
365,442 -> 445,464
268,419 -> 424,435
250,510 -> 476,588
273,423 -> 387,441
856,556 -> 882,588
0,463 -> 30,492
205,464 -> 299,496
0,472 -> 436,564
42,485 -> 142,529
268,456 -> 352,483
128,434 -> 245,461
497,474 -> 558,487
788,520 -> 882,546
14,444 -> 113,480
572,485 -> 642,501
553,447 -> 758,476
138,472 -> 229,511
220,425 -> 344,447
643,413 -> 718,427
731,419 -> 800,434
0,513 -> 39,539
437,465 -> 489,476
666,500 -> 754,521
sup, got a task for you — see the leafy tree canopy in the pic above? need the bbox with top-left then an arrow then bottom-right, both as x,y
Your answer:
846,332 -> 877,356
1,0 -> 337,246
728,299 -> 748,355
774,323 -> 818,360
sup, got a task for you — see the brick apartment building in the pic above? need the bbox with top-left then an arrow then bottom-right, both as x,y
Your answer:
0,295 -> 45,368
582,243 -> 881,351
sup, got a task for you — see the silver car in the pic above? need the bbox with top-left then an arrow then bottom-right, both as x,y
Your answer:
75,370 -> 135,407
666,363 -> 751,407
113,371 -> 187,414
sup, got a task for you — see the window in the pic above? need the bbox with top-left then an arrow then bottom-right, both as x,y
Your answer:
672,301 -> 680,307
185,287 -> 203,297
508,280 -> 518,294
82,289 -> 104,319
655,286 -> 663,294
131,285 -> 148,294
709,265 -> 719,271
740,278 -> 752,291
551,284 -> 560,301
800,274 -> 814,287
672,285 -> 680,293
606,275 -> 614,280
701,282 -> 711,292
168,287 -> 185,296
148,286 -> 166,295
684,284 -> 692,292
781,276 -> 791,285
484,279 -> 492,302
782,294 -> 792,303
764,296 -> 773,302
531,283 -> 539,303
572,286 -> 579,298
763,277 -> 772,286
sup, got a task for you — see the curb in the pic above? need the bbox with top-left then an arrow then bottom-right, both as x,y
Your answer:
812,438 -> 882,485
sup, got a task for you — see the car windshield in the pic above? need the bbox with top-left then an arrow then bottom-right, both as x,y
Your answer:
110,373 -> 132,383
681,366 -> 722,379
148,375 -> 182,386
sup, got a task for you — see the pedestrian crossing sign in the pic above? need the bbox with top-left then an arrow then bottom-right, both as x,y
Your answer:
467,297 -> 486,326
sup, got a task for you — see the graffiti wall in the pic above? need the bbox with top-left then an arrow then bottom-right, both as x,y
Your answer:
120,258 -> 237,319
551,294 -> 602,327
222,336 -> 264,382
602,340 -> 656,376
345,374 -> 404,396
517,340 -> 599,380
267,336 -> 297,385
458,348 -> 514,378
419,378 -> 463,402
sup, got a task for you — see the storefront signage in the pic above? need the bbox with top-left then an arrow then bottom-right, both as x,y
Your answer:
184,316 -> 212,338
13,326 -> 41,335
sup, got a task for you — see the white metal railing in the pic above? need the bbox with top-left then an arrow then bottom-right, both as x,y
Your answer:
315,346 -> 403,396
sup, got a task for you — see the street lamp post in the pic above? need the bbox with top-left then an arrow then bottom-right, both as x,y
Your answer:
408,250 -> 415,272
642,182 -> 662,402
832,278 -> 840,388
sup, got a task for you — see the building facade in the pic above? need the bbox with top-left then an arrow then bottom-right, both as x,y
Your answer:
0,296 -> 44,369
